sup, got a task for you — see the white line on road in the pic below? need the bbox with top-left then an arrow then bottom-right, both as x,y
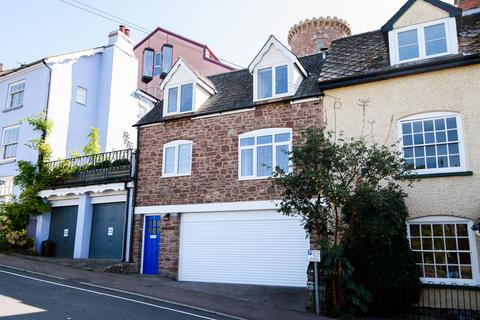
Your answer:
0,269 -> 229,320
78,282 -> 246,320
0,263 -> 65,280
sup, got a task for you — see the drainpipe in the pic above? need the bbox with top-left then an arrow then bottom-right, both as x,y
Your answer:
39,60 -> 53,166
123,146 -> 138,263
123,180 -> 131,262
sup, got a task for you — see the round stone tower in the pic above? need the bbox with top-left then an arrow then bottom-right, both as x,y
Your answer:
288,16 -> 352,57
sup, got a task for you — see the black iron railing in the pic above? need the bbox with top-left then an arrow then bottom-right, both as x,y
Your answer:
45,149 -> 135,188
317,275 -> 480,319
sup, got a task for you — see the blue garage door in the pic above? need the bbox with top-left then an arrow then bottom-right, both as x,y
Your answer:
49,206 -> 78,258
89,202 -> 126,259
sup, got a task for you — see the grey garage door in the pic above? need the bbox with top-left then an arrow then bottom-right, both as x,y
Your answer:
49,206 -> 78,258
89,202 -> 126,259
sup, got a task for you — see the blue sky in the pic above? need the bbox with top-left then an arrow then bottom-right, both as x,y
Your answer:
0,0 -> 455,70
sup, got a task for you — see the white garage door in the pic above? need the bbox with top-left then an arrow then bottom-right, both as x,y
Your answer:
179,210 -> 309,287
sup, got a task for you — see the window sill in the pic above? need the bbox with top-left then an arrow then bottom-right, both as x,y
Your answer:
3,106 -> 23,112
238,176 -> 271,181
398,171 -> 473,179
420,278 -> 479,287
0,158 -> 16,165
161,173 -> 191,178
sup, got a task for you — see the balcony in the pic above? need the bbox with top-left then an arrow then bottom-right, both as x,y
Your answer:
45,149 -> 135,188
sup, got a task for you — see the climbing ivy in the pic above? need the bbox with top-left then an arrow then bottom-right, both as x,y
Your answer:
0,111 -> 73,252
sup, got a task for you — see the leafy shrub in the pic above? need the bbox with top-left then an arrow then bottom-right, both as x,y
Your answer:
343,185 -> 421,315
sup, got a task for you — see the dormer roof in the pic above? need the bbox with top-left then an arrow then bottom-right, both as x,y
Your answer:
160,58 -> 217,94
135,52 -> 324,127
247,35 -> 308,77
381,0 -> 462,32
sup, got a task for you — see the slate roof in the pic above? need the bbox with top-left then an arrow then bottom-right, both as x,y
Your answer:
136,53 -> 324,126
137,12 -> 480,126
318,12 -> 480,84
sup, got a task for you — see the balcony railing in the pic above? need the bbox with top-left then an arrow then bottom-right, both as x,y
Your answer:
45,149 -> 135,188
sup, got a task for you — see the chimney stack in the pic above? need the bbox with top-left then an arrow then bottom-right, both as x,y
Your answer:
125,28 -> 130,37
455,0 -> 480,10
288,16 -> 351,57
0,63 -> 3,72
119,25 -> 126,34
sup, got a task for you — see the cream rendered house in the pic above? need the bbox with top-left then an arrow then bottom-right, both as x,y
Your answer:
319,0 -> 480,285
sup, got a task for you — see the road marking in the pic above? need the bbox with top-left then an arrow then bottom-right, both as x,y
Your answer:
0,269 -> 229,320
0,264 -> 65,280
79,282 -> 246,320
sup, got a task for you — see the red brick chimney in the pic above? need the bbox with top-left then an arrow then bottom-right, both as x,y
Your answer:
288,17 -> 351,57
455,0 -> 480,10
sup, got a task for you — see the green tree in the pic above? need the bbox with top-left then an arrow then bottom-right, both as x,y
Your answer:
272,128 -> 416,315
83,127 -> 101,155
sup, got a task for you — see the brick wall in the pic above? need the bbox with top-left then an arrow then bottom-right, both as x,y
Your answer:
455,0 -> 480,10
132,100 -> 323,277
159,214 -> 180,279
136,100 -> 323,207
132,214 -> 144,270
288,17 -> 351,56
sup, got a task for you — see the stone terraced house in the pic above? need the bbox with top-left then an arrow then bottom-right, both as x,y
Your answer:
132,0 -> 480,289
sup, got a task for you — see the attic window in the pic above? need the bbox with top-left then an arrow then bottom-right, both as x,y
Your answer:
390,18 -> 458,65
166,83 -> 193,115
257,65 -> 288,100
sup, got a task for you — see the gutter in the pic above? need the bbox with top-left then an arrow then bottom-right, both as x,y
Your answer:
319,53 -> 480,90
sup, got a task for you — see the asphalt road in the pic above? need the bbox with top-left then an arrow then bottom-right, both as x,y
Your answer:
0,266 -> 241,320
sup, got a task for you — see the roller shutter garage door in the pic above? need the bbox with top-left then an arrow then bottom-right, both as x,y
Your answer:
179,210 -> 309,287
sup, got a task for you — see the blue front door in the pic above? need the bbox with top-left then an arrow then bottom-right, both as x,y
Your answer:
143,216 -> 160,274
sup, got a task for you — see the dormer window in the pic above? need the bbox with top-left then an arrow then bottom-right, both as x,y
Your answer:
249,36 -> 307,103
389,18 -> 458,65
166,83 -> 193,115
160,58 -> 217,117
257,65 -> 288,100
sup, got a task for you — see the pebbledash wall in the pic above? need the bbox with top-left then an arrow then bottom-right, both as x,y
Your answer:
323,64 -> 480,271
133,100 -> 323,278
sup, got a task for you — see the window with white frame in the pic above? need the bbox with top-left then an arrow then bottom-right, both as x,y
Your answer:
399,113 -> 464,174
390,18 -> 458,64
138,104 -> 148,118
166,83 -> 193,115
257,65 -> 288,100
239,128 -> 292,179
1,126 -> 20,160
6,80 -> 25,110
162,140 -> 192,177
0,176 -> 14,202
153,52 -> 162,77
407,217 -> 478,284
76,86 -> 87,105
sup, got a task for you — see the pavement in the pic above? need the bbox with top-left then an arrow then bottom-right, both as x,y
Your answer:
0,254 -> 322,320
